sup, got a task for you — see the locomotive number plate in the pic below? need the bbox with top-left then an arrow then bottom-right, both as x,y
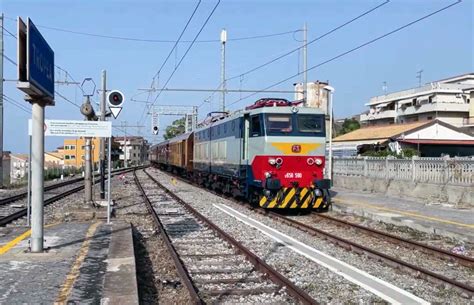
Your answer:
284,172 -> 302,179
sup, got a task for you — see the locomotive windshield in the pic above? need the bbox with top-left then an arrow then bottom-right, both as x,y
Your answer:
263,113 -> 325,137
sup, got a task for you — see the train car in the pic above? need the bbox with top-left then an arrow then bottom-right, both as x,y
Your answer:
151,132 -> 194,174
151,98 -> 331,210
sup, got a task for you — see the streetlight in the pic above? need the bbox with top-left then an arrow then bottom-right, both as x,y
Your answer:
323,85 -> 335,181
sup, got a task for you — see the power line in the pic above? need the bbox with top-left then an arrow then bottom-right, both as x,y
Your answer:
55,64 -> 84,94
226,0 -> 390,84
3,95 -> 31,114
3,54 -> 17,66
3,15 -> 296,44
141,0 -> 221,122
151,0 -> 202,81
0,25 -> 16,38
55,90 -> 81,108
228,0 -> 462,108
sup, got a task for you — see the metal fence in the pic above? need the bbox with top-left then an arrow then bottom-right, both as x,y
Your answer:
332,156 -> 474,186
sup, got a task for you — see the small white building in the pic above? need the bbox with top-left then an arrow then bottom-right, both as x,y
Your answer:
114,136 -> 149,165
332,120 -> 474,157
360,73 -> 474,132
10,153 -> 27,183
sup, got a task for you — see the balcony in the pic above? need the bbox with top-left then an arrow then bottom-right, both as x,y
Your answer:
360,110 -> 397,122
397,103 -> 469,116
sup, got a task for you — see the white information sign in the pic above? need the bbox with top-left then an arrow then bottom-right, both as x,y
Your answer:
28,119 -> 112,137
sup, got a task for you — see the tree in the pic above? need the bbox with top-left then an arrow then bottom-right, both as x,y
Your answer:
164,117 -> 186,140
338,118 -> 360,136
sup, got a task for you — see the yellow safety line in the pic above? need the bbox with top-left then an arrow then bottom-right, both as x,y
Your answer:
0,223 -> 60,255
55,222 -> 101,304
333,198 -> 474,229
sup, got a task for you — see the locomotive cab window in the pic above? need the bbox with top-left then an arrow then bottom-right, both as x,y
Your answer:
250,115 -> 262,137
265,114 -> 292,135
297,114 -> 325,135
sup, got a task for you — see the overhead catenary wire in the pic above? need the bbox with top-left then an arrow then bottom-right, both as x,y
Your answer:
151,0 -> 202,84
3,94 -> 32,114
203,0 -> 390,101
3,15 -> 296,44
228,0 -> 462,108
55,90 -> 81,108
3,54 -> 17,66
140,0 -> 221,122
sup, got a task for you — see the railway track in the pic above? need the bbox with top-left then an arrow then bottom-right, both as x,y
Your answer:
152,166 -> 474,299
134,169 -> 318,304
0,166 -> 143,226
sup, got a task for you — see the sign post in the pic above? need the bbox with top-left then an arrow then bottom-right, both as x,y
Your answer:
17,17 -> 54,253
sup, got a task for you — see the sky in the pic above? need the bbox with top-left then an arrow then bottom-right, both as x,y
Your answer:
1,0 -> 473,153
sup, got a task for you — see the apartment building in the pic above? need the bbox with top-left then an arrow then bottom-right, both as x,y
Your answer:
62,138 -> 100,168
360,73 -> 474,132
114,136 -> 149,165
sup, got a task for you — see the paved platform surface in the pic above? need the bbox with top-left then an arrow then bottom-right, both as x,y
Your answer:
0,221 -> 138,304
331,188 -> 474,243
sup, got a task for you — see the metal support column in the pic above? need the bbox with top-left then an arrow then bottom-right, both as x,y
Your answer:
303,23 -> 308,106
99,70 -> 106,199
325,86 -> 335,181
27,135 -> 31,227
84,137 -> 92,202
31,102 -> 45,252
220,29 -> 227,112
107,136 -> 112,224
0,14 -> 4,188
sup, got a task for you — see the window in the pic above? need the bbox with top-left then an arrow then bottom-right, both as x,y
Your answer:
297,115 -> 323,133
81,155 -> 84,160
265,114 -> 292,135
71,155 -> 76,159
427,116 -> 433,120
250,115 -> 262,137
133,153 -> 136,157
232,120 -> 235,131
70,145 -> 76,150
64,145 -> 70,150
81,146 -> 85,150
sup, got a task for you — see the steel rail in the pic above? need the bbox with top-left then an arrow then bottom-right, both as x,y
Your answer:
150,165 -> 474,298
133,170 -> 203,305
0,166 -> 144,226
261,210 -> 474,297
314,213 -> 474,268
141,169 -> 318,305
0,166 -> 145,207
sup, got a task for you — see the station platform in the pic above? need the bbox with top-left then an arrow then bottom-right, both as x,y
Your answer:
331,188 -> 474,243
0,221 -> 138,304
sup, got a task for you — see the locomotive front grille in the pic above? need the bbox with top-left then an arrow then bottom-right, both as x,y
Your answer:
259,187 -> 326,209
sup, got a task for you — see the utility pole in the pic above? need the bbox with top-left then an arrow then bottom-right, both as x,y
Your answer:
80,78 -> 97,204
220,29 -> 227,112
99,70 -> 106,199
121,121 -> 128,168
303,23 -> 308,106
417,69 -> 423,87
0,14 -> 4,188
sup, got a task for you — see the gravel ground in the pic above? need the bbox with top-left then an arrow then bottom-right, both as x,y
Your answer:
147,167 -> 473,304
323,210 -> 474,258
136,171 -> 296,304
113,173 -> 192,304
287,214 -> 474,288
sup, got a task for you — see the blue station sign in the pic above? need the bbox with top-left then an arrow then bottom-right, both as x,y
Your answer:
27,18 -> 54,99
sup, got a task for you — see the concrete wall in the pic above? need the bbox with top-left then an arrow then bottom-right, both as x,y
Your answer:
333,175 -> 473,208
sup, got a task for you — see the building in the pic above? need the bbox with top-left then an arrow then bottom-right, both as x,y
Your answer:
332,120 -> 474,157
294,81 -> 330,113
45,152 -> 64,167
10,153 -> 28,183
114,136 -> 149,166
62,138 -> 100,168
360,73 -> 474,132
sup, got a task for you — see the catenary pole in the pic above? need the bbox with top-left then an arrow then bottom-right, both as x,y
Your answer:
303,23 -> 308,106
0,14 -> 4,188
100,70 -> 106,199
31,102 -> 45,252
220,29 -> 227,112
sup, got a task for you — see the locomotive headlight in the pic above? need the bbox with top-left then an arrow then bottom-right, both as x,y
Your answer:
307,158 -> 315,165
275,157 -> 283,165
264,172 -> 272,178
314,158 -> 323,166
314,188 -> 323,197
268,158 -> 277,165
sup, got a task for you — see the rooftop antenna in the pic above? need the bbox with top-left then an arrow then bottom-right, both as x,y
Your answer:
382,81 -> 387,94
416,69 -> 423,87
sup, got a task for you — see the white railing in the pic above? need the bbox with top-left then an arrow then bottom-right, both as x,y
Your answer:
333,156 -> 474,186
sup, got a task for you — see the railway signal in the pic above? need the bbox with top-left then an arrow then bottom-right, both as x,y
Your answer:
107,90 -> 124,119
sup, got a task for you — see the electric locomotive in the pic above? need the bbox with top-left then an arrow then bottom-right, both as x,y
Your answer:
150,98 -> 331,210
